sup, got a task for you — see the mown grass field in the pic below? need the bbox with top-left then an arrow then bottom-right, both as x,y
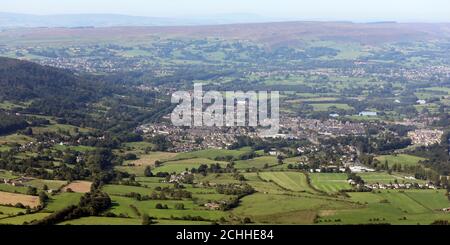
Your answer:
402,190 -> 450,210
45,192 -> 83,212
310,173 -> 351,193
375,154 -> 426,167
242,173 -> 287,195
359,172 -> 423,184
259,172 -> 312,192
232,193 -> 356,224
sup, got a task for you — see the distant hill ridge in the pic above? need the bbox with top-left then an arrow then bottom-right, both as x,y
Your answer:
0,12 -> 276,27
1,21 -> 450,46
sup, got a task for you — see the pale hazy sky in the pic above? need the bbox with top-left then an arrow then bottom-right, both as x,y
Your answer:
1,0 -> 450,22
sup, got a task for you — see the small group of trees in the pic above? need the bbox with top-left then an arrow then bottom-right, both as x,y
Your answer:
216,183 -> 255,197
191,163 -> 235,176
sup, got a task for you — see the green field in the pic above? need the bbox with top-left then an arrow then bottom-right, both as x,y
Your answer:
125,152 -> 178,166
0,170 -> 18,179
59,216 -> 213,225
59,216 -> 142,225
0,183 -> 28,194
259,172 -> 312,192
102,184 -> 155,196
402,190 -> 450,210
0,145 -> 11,152
234,156 -> 279,170
0,134 -> 33,144
32,124 -> 92,136
424,87 -> 450,94
0,179 -> 67,194
174,147 -> 253,161
232,193 -> 356,224
45,193 -> 83,212
196,173 -> 241,185
0,205 -> 27,216
53,144 -> 97,153
310,173 -> 351,193
27,179 -> 68,191
376,154 -> 426,167
191,192 -> 233,204
320,190 -> 450,225
122,141 -> 156,152
359,172 -> 420,184
243,173 -> 287,195
0,213 -> 51,225
153,158 -> 228,173
108,195 -> 227,221
310,103 -> 353,111
0,101 -> 20,110
116,151 -> 179,176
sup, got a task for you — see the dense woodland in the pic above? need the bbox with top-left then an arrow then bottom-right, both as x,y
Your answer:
0,57 -> 171,133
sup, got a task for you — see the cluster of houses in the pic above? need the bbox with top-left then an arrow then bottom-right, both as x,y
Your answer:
348,180 -> 439,190
137,123 -> 259,152
408,129 -> 444,146
138,115 -> 373,153
204,202 -> 224,210
167,171 -> 194,184
19,141 -> 53,152
1,177 -> 33,187
392,115 -> 440,129
33,50 -> 150,74
295,118 -> 366,137
308,162 -> 375,174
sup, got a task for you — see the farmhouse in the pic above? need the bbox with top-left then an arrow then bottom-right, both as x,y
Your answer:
2,177 -> 33,187
268,149 -> 280,156
359,111 -> 377,117
416,99 -> 427,105
408,129 -> 443,146
349,165 -> 375,173
169,171 -> 193,184
204,202 -> 221,210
